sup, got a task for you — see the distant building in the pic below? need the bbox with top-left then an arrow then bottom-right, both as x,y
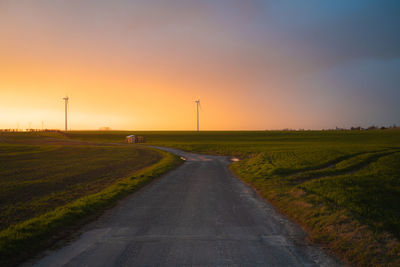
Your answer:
350,126 -> 363,131
125,135 -> 146,143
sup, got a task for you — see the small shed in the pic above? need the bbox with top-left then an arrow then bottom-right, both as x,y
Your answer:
125,135 -> 146,143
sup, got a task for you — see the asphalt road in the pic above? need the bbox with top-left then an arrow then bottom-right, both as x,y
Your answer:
27,147 -> 341,267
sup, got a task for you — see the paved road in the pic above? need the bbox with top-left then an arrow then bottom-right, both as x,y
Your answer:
27,147 -> 341,266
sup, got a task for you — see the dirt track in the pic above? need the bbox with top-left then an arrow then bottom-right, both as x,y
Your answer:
26,147 -> 341,266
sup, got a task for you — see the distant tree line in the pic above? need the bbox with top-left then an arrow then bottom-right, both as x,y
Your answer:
348,124 -> 398,131
275,124 -> 399,131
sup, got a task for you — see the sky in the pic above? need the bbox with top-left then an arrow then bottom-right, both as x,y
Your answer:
0,0 -> 399,130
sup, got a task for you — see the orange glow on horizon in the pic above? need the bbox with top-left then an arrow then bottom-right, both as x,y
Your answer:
0,32 -> 287,130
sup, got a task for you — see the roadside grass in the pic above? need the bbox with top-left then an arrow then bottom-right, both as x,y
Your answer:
0,133 -> 182,266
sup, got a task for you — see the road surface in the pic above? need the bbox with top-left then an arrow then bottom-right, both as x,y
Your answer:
27,147 -> 341,266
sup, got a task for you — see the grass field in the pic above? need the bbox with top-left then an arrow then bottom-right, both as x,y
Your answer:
0,131 -> 181,266
1,130 -> 399,266
65,129 -> 400,266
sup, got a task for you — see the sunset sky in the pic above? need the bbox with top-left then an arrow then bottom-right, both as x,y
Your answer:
1,0 -> 399,130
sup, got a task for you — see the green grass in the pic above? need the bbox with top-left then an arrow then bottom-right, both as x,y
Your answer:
78,129 -> 399,267
0,132 -> 182,266
302,152 -> 400,235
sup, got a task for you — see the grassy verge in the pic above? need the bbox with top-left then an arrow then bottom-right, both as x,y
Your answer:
0,133 -> 182,266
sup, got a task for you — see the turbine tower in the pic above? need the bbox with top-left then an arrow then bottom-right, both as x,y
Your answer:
195,99 -> 200,131
62,96 -> 69,131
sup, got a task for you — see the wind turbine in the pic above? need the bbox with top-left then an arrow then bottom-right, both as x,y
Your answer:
195,99 -> 201,131
62,96 -> 69,131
